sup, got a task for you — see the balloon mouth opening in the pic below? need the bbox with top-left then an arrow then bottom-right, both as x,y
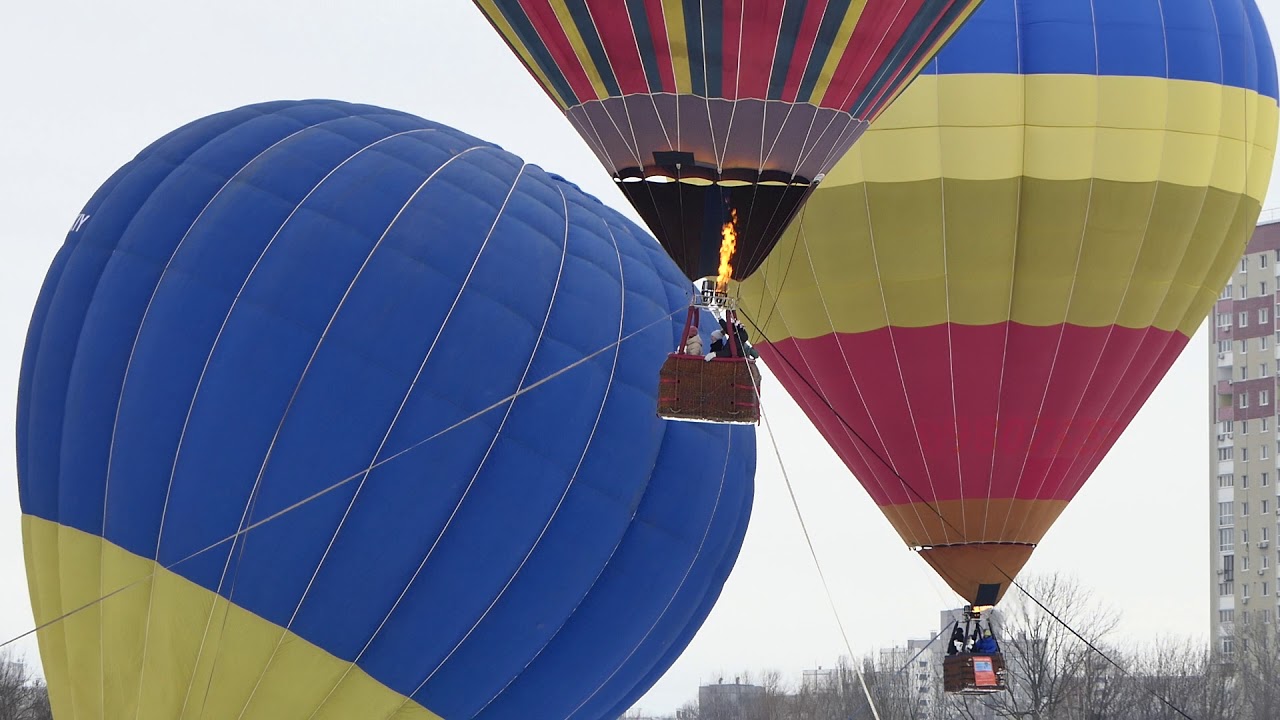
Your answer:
614,166 -> 811,188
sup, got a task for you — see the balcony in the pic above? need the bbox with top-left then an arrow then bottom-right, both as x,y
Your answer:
1219,459 -> 1235,475
1218,405 -> 1235,422
1220,351 -> 1235,367
1218,380 -> 1235,395
1218,432 -> 1235,447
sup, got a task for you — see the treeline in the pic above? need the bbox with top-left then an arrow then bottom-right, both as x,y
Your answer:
627,574 -> 1277,720
0,651 -> 50,720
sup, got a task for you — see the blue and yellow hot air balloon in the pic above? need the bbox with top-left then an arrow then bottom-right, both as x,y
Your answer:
16,100 -> 755,719
473,0 -> 986,283
742,0 -> 1278,605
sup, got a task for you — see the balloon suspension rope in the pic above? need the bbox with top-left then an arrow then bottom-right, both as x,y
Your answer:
748,369 -> 883,720
0,307 -> 685,653
737,310 -> 1199,720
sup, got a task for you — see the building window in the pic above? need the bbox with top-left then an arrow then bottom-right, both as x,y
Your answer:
1263,308 -> 1272,325
1221,501 -> 1235,525
1225,553 -> 1236,580
1224,636 -> 1235,656
1264,418 -> 1271,432
1243,257 -> 1250,273
1265,254 -> 1272,269
1264,472 -> 1270,487
1244,529 -> 1251,544
1241,339 -> 1249,353
1264,608 -> 1273,624
1242,448 -> 1250,463
1240,311 -> 1250,327
1265,500 -> 1271,515
1221,580 -> 1236,595
1221,474 -> 1235,487
1224,420 -> 1235,433
1244,582 -> 1251,599
1265,527 -> 1270,542
1263,364 -> 1271,378
1219,448 -> 1235,461
1242,367 -> 1251,382
1262,390 -> 1271,406
1264,335 -> 1271,351
1221,609 -> 1236,623
1266,583 -> 1270,597
1264,282 -> 1271,296
1265,445 -> 1272,460
1244,554 -> 1252,571
1223,284 -> 1234,299
1243,501 -> 1251,517
1266,554 -> 1271,570
1218,312 -> 1232,327
1222,528 -> 1236,551
1240,393 -> 1250,409
1243,418 -> 1251,433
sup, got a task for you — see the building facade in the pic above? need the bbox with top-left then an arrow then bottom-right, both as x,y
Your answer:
1210,217 -> 1280,659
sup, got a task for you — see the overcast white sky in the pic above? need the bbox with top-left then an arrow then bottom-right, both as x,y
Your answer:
6,2 -> 1280,716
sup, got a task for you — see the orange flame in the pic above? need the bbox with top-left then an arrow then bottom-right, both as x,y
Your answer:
716,209 -> 738,292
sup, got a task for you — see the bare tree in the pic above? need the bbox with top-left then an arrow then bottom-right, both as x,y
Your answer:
0,651 -> 51,720
1232,617 -> 1280,720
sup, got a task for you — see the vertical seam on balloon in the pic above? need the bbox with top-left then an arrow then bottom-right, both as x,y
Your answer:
935,53 -> 966,543
223,146 -> 505,720
198,142 -> 491,720
562,427 -> 735,720
767,207 -> 934,546
91,120 -> 315,719
261,156 -> 529,717
133,127 -> 450,720
857,158 -> 951,546
994,0 -> 1105,544
1009,0 -> 1178,542
299,167 -> 574,720
398,184 -> 622,712
983,0 -> 1027,546
1052,2 -> 1260,516
216,155 -> 526,720
462,218 -> 670,720
118,122 -> 434,720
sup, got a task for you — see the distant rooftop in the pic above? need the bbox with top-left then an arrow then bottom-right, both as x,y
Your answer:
1258,207 -> 1280,226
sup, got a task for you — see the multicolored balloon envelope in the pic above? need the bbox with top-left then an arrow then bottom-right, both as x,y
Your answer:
473,0 -> 984,282
741,0 -> 1278,605
16,100 -> 755,719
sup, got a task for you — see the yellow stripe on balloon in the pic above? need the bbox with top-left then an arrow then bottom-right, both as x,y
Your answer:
808,1 -> 868,104
23,516 -> 442,720
824,74 -> 1278,197
474,0 -> 572,110
547,0 -> 610,101
661,0 -> 692,94
738,179 -> 1261,338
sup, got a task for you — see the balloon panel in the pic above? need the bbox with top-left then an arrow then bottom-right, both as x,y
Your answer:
16,100 -> 755,719
740,0 -> 1279,604
474,0 -> 985,281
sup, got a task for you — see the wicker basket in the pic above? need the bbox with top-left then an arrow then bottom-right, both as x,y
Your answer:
657,354 -> 761,424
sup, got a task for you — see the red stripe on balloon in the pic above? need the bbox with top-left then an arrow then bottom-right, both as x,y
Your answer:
515,0 -> 600,102
780,0 -> 831,103
736,0 -> 787,99
760,322 -> 1187,507
640,0 -> 677,93
585,0 -> 650,94
821,0 -> 926,111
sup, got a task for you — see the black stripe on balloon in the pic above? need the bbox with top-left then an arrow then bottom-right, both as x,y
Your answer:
681,0 -> 708,96
767,0 -> 810,100
796,0 -> 855,102
624,0 -> 666,94
489,0 -> 582,107
565,0 -> 622,97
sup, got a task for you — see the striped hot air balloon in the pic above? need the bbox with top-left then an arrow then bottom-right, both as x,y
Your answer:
16,100 -> 755,720
473,0 -> 985,283
740,0 -> 1279,605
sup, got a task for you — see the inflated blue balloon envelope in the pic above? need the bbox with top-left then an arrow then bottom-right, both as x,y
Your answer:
16,99 -> 756,720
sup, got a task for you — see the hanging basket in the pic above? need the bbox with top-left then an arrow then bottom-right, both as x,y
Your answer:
657,354 -> 761,425
943,653 -> 1007,694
